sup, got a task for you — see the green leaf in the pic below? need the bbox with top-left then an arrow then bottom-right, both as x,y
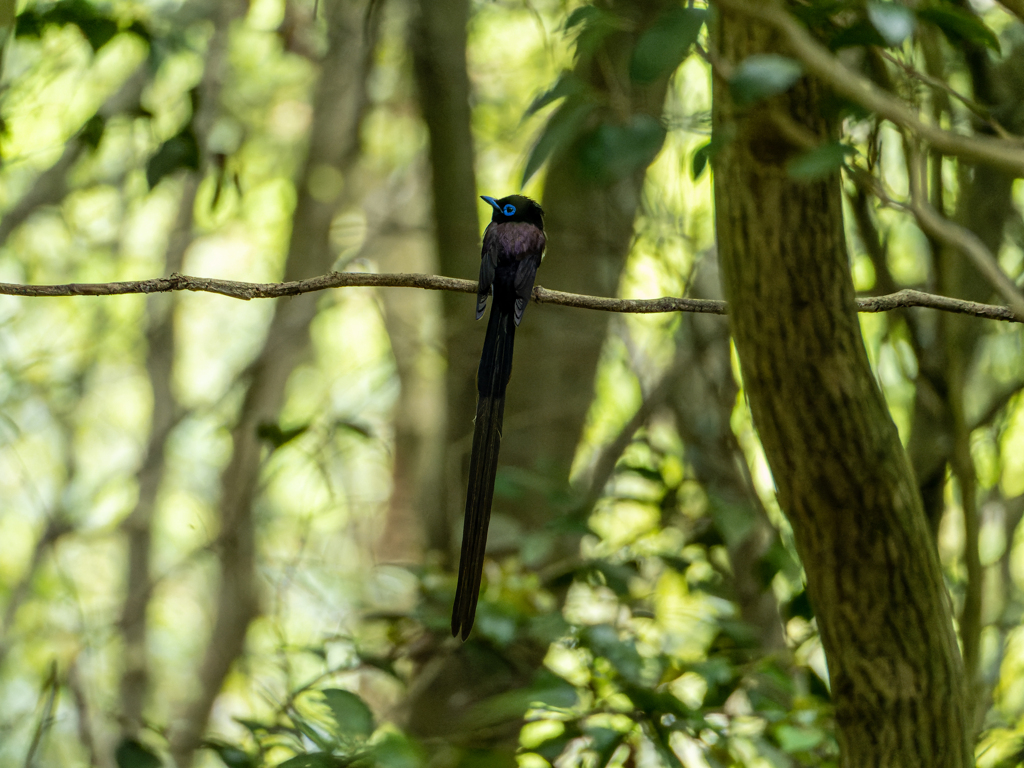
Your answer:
525,71 -> 586,117
146,126 -> 200,188
14,10 -> 43,38
729,55 -> 802,106
534,724 -> 580,760
629,7 -> 706,83
16,0 -> 119,50
321,688 -> 374,739
578,113 -> 666,182
917,5 -> 1000,53
829,18 -> 887,49
567,5 -> 623,59
586,726 -> 625,767
46,0 -> 117,50
582,625 -> 643,683
374,732 -> 425,768
648,724 -> 683,768
521,96 -> 597,185
80,114 -> 105,149
257,422 -> 310,448
867,3 -> 915,46
564,5 -> 599,30
785,141 -> 854,180
691,140 -> 712,179
529,670 -> 579,709
115,739 -> 162,768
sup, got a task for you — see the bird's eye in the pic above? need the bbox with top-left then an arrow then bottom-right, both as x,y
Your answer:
502,204 -> 516,216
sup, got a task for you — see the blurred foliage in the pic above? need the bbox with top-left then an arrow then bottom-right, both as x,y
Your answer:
0,0 -> 1022,766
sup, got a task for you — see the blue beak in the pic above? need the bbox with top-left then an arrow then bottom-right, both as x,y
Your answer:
481,196 -> 501,212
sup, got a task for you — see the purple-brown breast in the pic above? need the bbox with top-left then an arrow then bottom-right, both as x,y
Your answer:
486,221 -> 546,260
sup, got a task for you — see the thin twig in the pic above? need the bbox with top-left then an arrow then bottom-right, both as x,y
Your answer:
904,144 -> 1024,318
1,271 -> 1022,323
875,49 -> 1010,136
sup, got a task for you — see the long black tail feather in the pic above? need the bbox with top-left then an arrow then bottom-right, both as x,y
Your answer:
452,303 -> 516,639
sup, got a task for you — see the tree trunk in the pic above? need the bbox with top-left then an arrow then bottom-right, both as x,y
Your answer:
712,8 -> 970,766
410,0 -> 481,555
502,0 -> 677,527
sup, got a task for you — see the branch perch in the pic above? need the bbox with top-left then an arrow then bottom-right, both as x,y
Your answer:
0,271 -> 1020,323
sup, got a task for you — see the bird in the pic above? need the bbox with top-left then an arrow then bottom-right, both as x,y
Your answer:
451,194 -> 546,640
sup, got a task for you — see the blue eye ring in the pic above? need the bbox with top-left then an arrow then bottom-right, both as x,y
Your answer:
502,204 -> 516,216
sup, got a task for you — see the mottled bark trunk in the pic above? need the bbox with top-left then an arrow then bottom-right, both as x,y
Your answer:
712,8 -> 970,766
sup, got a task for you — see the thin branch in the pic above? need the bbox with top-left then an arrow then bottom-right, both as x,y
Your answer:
904,145 -> 1024,318
715,0 -> 1024,176
875,49 -> 1009,136
1,271 -> 1022,323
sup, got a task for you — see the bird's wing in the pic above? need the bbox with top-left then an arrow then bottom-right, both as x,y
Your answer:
477,226 -> 499,319
512,252 -> 542,326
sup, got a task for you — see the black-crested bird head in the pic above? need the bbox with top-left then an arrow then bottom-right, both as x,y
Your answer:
481,194 -> 544,229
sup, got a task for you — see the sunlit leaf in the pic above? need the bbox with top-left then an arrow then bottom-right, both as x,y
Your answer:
867,3 -> 915,46
729,55 -> 802,106
321,688 -> 375,739
917,5 -> 1000,52
629,7 -> 706,83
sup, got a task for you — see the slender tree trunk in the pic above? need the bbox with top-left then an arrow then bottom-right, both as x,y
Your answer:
712,8 -> 970,766
410,0 -> 481,555
503,0 -> 677,526
167,1 -> 376,763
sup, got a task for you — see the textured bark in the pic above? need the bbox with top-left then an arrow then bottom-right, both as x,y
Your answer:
712,8 -> 969,766
167,2 -> 375,764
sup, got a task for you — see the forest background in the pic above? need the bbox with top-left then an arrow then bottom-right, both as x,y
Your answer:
1,0 -> 1024,766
